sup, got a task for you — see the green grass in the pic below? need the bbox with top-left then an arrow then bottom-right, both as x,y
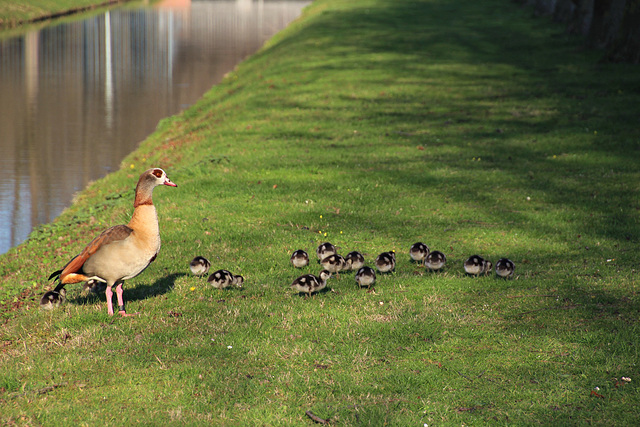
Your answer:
0,0 -> 134,27
1,0 -> 640,424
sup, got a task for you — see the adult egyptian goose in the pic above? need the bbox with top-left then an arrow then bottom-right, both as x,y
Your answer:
290,270 -> 331,297
344,251 -> 365,271
464,255 -> 492,276
47,168 -> 177,316
495,258 -> 515,278
189,256 -> 211,276
424,250 -> 446,271
375,251 -> 396,273
290,249 -> 310,268
409,242 -> 430,262
355,266 -> 376,288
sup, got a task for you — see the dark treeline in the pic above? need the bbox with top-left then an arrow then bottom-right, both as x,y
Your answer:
514,0 -> 640,63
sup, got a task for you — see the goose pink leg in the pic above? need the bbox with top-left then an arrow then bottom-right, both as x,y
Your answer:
106,285 -> 115,315
115,282 -> 136,317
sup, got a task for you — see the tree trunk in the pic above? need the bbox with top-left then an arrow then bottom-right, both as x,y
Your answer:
602,0 -> 628,45
571,0 -> 595,35
588,0 -> 613,48
517,0 -> 640,62
553,0 -> 577,22
535,0 -> 559,15
607,0 -> 640,62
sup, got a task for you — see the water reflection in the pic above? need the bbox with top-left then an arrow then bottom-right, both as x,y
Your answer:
0,0 -> 309,254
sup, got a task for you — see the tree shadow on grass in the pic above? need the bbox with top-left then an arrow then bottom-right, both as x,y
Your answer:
240,2 -> 639,254
261,2 -> 636,211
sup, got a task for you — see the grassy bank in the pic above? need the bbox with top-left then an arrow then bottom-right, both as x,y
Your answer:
0,0 -> 131,27
1,0 -> 640,424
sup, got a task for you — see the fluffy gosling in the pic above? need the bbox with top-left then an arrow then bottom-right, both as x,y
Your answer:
409,242 -> 430,262
375,251 -> 396,273
321,254 -> 347,275
189,256 -> 211,276
495,258 -> 515,278
208,269 -> 244,289
355,266 -> 377,288
345,251 -> 365,271
290,249 -> 310,268
316,242 -> 337,261
424,250 -> 446,271
39,288 -> 67,310
290,270 -> 332,297
464,255 -> 492,276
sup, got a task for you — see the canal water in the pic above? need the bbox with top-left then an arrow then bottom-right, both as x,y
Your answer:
0,0 -> 309,254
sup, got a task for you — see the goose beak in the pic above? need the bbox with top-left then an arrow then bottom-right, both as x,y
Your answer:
164,178 -> 177,187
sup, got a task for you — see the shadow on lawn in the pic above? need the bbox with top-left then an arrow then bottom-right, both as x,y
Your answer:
72,272 -> 185,307
264,0 -> 639,247
263,5 -> 640,408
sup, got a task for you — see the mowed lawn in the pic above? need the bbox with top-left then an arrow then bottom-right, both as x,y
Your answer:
1,0 -> 639,425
